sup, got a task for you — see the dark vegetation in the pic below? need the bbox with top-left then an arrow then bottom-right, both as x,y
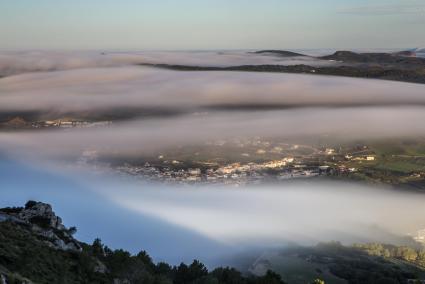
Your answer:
0,220 -> 285,284
270,242 -> 425,284
353,243 -> 425,266
316,242 -> 425,284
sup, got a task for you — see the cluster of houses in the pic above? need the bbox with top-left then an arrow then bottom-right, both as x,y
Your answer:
79,139 -> 379,185
214,157 -> 294,175
111,142 -> 381,185
115,157 -> 337,185
345,154 -> 376,161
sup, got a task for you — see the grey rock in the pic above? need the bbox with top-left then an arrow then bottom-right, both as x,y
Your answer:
18,202 -> 63,230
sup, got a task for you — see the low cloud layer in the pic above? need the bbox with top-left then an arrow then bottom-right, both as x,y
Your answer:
1,66 -> 425,114
95,180 -> 425,247
1,61 -> 425,160
1,107 -> 425,161
3,160 -> 424,264
1,51 -> 425,265
0,50 -> 333,77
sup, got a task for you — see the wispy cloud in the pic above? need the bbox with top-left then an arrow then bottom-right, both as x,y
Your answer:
100,181 -> 425,246
2,65 -> 425,113
339,3 -> 425,16
0,50 -> 330,78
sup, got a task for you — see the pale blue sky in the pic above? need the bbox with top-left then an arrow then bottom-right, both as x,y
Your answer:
0,0 -> 424,50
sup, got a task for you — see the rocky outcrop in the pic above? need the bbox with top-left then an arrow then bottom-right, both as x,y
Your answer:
0,201 -> 81,251
18,201 -> 65,230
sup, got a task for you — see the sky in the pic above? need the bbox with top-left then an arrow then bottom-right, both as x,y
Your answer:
0,0 -> 424,50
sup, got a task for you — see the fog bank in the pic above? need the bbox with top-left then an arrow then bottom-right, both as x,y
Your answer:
97,180 -> 425,247
1,66 -> 425,113
0,50 -> 332,77
2,159 -> 425,265
1,106 -> 425,160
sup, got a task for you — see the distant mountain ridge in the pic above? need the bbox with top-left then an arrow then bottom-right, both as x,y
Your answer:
141,49 -> 425,84
320,50 -> 425,65
253,50 -> 307,57
253,49 -> 425,65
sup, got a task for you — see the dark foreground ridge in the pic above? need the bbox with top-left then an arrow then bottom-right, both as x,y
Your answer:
1,201 -> 425,283
0,201 -> 285,284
